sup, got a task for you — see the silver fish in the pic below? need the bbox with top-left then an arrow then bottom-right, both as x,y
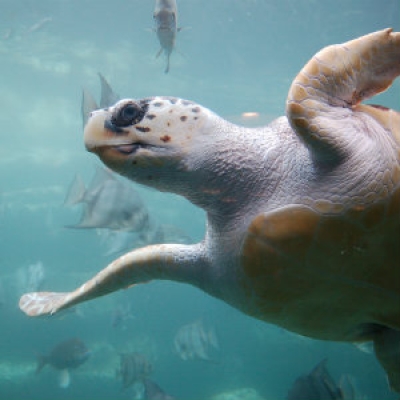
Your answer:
174,319 -> 219,362
26,17 -> 52,34
64,167 -> 150,231
154,0 -> 180,73
111,301 -> 134,329
26,262 -> 45,293
16,261 -> 46,294
287,359 -> 355,400
116,352 -> 152,390
101,222 -> 191,257
143,378 -> 176,400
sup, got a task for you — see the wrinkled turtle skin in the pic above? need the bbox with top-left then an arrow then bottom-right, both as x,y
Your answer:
20,29 -> 400,391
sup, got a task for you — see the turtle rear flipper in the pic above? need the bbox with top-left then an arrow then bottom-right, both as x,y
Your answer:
287,29 -> 400,161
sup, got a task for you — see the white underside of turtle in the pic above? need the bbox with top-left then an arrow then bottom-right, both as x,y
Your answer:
19,29 -> 400,392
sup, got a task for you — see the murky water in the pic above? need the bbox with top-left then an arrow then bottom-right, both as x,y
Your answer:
0,1 -> 399,399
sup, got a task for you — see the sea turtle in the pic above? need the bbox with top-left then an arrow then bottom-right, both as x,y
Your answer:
20,29 -> 400,391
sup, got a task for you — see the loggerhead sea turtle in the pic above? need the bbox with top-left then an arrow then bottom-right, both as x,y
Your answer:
20,29 -> 400,391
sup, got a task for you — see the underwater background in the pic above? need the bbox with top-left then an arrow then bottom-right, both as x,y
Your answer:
0,0 -> 399,399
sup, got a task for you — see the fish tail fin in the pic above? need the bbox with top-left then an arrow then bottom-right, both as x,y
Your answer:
35,355 -> 48,374
165,54 -> 170,74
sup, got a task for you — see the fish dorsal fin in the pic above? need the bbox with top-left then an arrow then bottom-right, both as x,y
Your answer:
310,358 -> 328,377
312,359 -> 342,399
88,166 -> 115,192
81,88 -> 98,127
98,73 -> 119,108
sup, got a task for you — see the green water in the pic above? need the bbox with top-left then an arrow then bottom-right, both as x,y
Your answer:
0,1 -> 399,399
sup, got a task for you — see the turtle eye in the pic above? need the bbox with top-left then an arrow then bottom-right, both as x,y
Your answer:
112,102 -> 144,128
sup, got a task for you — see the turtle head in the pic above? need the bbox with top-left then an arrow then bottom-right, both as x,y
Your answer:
84,96 -> 213,190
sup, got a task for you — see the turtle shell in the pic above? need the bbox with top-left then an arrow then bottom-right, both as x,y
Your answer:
241,187 -> 400,342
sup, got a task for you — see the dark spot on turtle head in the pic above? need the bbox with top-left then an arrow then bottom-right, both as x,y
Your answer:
191,107 -> 201,113
153,102 -> 163,107
169,98 -> 177,104
194,116 -> 198,120
146,114 -> 156,120
167,122 -> 171,127
160,135 -> 171,143
136,126 -> 151,133
180,116 -> 188,122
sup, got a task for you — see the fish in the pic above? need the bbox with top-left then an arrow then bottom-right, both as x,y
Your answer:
153,0 -> 180,73
143,378 -> 176,399
64,167 -> 150,231
36,338 -> 90,389
16,261 -> 45,294
26,17 -> 52,34
286,359 -> 355,400
100,222 -> 192,257
26,261 -> 45,292
81,73 -> 119,126
3,28 -> 13,40
174,319 -> 219,362
111,302 -> 134,329
116,352 -> 153,390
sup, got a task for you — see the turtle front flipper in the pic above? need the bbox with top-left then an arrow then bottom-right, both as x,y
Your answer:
19,292 -> 72,317
287,28 -> 400,161
19,243 -> 206,317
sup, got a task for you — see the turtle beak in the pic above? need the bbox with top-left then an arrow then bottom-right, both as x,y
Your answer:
84,109 -> 133,153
